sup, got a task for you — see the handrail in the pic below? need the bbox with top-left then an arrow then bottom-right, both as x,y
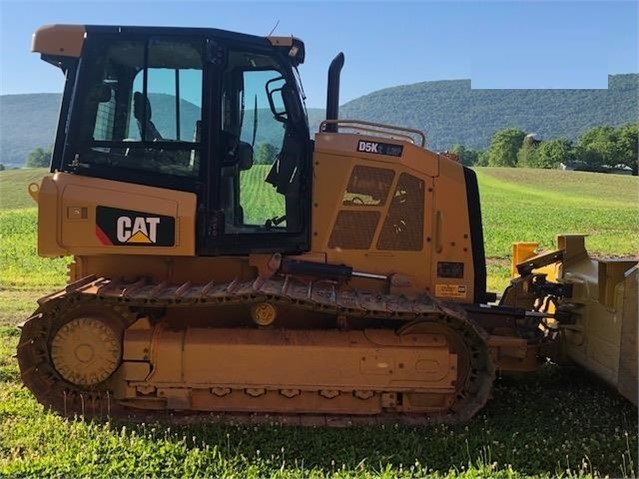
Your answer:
319,119 -> 427,147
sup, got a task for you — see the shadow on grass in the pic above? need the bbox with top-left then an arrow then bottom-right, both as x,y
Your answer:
84,364 -> 636,477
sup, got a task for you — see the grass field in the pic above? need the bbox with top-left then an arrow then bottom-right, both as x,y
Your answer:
0,167 -> 637,477
477,168 -> 639,291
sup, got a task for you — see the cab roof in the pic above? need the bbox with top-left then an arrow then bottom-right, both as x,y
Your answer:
32,24 -> 305,65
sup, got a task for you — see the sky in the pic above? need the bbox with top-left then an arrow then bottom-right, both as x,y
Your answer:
0,0 -> 637,108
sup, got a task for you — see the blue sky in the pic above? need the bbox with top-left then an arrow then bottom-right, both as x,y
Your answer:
0,1 -> 637,108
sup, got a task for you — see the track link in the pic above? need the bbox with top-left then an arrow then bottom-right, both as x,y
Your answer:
17,275 -> 495,425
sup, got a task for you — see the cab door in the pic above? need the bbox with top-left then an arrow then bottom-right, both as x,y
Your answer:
197,43 -> 312,256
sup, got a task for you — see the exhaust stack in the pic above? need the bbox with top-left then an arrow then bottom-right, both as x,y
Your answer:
325,52 -> 345,133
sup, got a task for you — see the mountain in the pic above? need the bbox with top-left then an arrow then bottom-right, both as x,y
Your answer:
1,93 -> 61,167
339,74 -> 639,151
1,74 -> 637,167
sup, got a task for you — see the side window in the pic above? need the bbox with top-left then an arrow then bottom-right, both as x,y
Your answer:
72,37 -> 203,179
220,49 -> 305,234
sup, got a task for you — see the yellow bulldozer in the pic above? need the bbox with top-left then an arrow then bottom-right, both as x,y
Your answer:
18,24 -> 637,424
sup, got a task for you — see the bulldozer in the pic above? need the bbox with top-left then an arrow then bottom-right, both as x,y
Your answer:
18,24 -> 638,425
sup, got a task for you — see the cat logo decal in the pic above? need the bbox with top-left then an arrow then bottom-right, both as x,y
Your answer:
116,216 -> 160,244
95,206 -> 175,247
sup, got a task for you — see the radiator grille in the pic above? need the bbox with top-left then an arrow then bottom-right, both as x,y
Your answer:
377,173 -> 424,251
329,211 -> 381,250
342,166 -> 395,206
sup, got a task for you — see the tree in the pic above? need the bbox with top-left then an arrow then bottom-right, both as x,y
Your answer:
26,147 -> 52,168
576,125 -> 620,170
487,128 -> 527,167
0,164 -> 5,171
451,144 -> 481,167
517,133 -> 541,167
255,143 -> 278,165
616,123 -> 638,175
476,150 -> 490,167
529,138 -> 573,169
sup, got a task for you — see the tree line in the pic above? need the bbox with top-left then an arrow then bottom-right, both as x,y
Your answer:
16,122 -> 638,175
16,143 -> 278,170
0,147 -> 52,170
451,123 -> 638,175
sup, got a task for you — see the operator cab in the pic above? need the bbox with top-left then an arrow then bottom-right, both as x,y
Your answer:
45,26 -> 311,255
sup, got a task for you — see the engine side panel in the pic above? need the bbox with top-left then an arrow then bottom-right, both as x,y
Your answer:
35,173 -> 196,257
312,131 -> 478,301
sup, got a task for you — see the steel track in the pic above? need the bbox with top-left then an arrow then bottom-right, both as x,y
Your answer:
17,275 -> 495,425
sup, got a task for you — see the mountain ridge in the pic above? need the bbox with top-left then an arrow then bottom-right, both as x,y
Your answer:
339,73 -> 638,150
1,73 -> 637,167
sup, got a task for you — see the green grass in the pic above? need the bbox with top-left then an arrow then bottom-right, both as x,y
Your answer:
240,167 -> 286,225
477,168 -> 639,257
0,168 -> 69,288
0,358 -> 636,478
0,209 -> 70,288
476,168 -> 638,291
0,167 -> 637,478
478,167 -> 639,205
0,168 -> 46,210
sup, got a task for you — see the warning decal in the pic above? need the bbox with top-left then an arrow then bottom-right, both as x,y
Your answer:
435,284 -> 468,299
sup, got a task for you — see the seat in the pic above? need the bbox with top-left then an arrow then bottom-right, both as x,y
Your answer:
133,92 -> 163,141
